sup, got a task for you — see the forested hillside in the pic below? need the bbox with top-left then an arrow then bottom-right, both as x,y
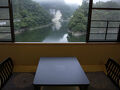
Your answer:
38,0 -> 78,20
68,0 -> 89,33
12,0 -> 52,30
68,0 -> 120,33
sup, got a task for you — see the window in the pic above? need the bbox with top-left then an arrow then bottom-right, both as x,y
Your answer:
0,0 -> 120,43
12,0 -> 89,42
87,0 -> 120,42
0,0 -> 14,42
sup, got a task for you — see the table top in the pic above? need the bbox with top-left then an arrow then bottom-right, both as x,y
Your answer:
33,57 -> 90,86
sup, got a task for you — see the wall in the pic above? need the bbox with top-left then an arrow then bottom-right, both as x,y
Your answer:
0,43 -> 120,72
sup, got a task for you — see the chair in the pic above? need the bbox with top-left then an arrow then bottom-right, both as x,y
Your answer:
105,58 -> 120,88
0,57 -> 14,89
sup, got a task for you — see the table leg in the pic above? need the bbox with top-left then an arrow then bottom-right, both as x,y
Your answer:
34,86 -> 41,90
79,85 -> 88,90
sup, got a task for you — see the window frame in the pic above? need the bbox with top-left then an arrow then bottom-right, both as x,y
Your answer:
0,0 -> 120,43
0,0 -> 15,42
87,0 -> 120,42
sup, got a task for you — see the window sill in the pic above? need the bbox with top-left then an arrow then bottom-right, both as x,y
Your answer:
0,42 -> 120,45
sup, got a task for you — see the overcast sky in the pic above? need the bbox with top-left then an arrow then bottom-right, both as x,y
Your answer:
94,0 -> 111,3
32,0 -> 112,5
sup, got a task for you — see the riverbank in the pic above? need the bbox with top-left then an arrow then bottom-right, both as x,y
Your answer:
15,23 -> 53,35
0,23 -> 53,39
68,30 -> 86,37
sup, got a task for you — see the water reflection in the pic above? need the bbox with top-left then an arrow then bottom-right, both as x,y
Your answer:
42,22 -> 68,42
15,21 -> 86,42
16,22 -> 69,42
15,26 -> 51,42
67,33 -> 86,42
52,10 -> 62,30
59,34 -> 68,42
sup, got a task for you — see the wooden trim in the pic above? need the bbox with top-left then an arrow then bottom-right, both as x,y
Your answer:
86,0 -> 93,42
90,33 -> 118,34
0,6 -> 9,8
91,27 -> 120,28
0,42 -> 120,45
92,8 -> 120,10
0,32 -> 11,33
8,0 -> 15,42
0,41 -> 12,42
92,20 -> 120,22
0,26 -> 11,27
105,21 -> 109,40
88,40 -> 118,42
117,25 -> 120,41
0,19 -> 10,20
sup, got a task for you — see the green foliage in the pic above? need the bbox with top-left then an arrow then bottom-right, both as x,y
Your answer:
68,12 -> 87,32
39,1 -> 78,20
69,0 -> 120,33
15,26 -> 51,42
67,33 -> 86,42
68,0 -> 88,32
12,0 -> 52,30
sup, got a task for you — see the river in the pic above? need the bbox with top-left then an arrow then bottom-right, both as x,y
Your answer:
15,9 -> 86,42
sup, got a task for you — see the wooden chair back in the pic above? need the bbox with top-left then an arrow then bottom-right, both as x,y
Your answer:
0,57 -> 14,89
105,58 -> 120,88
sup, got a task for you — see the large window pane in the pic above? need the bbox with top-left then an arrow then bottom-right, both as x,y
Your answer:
107,28 -> 119,33
90,28 -> 106,33
0,0 -> 8,6
89,33 -> 118,41
0,33 -> 11,41
0,27 -> 11,32
13,0 -> 89,42
89,33 -> 105,40
92,10 -> 120,21
106,33 -> 118,40
87,0 -> 120,42
90,9 -> 120,41
0,20 -> 10,26
93,0 -> 120,8
0,8 -> 10,19
91,21 -> 107,27
89,28 -> 106,41
108,22 -> 120,27
106,28 -> 118,39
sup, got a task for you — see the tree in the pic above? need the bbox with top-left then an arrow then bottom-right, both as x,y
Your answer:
68,0 -> 89,32
12,0 -> 52,30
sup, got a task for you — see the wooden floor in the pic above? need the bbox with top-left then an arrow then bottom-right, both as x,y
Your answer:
2,72 -> 119,90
